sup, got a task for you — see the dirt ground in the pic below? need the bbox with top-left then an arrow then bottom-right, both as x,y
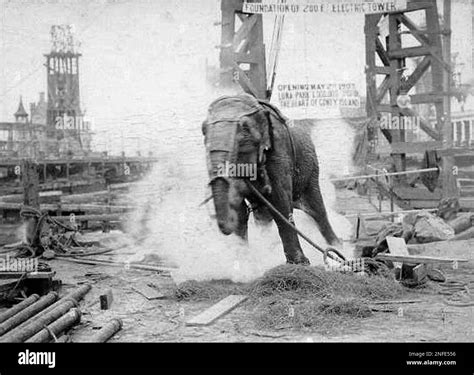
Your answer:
1,189 -> 473,342
47,242 -> 473,343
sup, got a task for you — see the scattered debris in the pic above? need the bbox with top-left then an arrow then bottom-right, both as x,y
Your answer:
132,282 -> 165,300
411,211 -> 455,243
100,289 -> 114,310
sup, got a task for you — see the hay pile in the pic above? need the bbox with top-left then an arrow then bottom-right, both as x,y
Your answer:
174,279 -> 248,301
248,264 -> 404,331
174,264 -> 405,332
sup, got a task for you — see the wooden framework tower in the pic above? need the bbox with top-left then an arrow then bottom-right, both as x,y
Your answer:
219,0 -> 268,99
365,0 -> 457,199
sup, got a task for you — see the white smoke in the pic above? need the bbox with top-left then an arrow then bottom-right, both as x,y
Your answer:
121,116 -> 356,283
89,0 -> 357,283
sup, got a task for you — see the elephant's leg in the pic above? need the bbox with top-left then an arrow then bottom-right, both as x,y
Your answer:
234,201 -> 249,241
302,172 -> 341,246
266,178 -> 310,265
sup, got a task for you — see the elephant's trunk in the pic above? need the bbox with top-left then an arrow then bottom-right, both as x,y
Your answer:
209,150 -> 235,235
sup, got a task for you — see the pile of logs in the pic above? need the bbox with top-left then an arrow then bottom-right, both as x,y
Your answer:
0,285 -> 122,343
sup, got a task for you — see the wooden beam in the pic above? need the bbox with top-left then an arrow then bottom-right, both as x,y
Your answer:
375,38 -> 390,66
400,107 -> 441,140
399,14 -> 430,46
377,104 -> 396,113
233,15 -> 257,52
410,92 -> 445,104
401,56 -> 431,92
375,66 -> 391,75
375,254 -> 468,265
441,0 -> 458,199
233,63 -> 260,98
376,76 -> 391,103
186,295 -> 248,326
389,46 -> 432,59
234,50 -> 260,64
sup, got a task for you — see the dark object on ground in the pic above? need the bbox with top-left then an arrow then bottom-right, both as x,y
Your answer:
100,289 -> 113,310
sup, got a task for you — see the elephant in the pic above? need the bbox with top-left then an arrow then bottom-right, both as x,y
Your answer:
202,93 -> 341,265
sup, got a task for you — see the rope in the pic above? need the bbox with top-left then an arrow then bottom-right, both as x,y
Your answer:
328,167 -> 439,183
244,180 -> 346,264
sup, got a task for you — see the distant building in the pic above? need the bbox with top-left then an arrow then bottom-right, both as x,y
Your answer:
29,92 -> 47,125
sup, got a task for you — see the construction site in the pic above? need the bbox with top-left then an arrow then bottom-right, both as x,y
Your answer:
0,0 -> 473,347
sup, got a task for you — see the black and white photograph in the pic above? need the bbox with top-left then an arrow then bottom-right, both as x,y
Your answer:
0,0 -> 473,370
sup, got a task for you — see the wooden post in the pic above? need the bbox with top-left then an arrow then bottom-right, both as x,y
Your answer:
22,160 -> 40,248
441,0 -> 458,199
388,14 -> 406,184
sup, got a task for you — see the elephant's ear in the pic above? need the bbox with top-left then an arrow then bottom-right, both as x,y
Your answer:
259,109 -> 273,163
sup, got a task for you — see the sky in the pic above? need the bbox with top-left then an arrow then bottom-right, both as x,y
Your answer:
1,0 -> 472,154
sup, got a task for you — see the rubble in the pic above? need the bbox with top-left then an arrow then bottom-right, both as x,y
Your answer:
411,211 -> 455,243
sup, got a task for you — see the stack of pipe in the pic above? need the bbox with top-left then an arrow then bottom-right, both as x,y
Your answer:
0,285 -> 91,343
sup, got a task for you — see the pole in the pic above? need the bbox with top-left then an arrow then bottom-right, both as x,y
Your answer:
442,0 -> 458,198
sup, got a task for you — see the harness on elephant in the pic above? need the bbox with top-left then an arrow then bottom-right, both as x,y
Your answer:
205,94 -> 296,188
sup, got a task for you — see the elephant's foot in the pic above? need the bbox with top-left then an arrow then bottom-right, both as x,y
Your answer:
285,253 -> 310,266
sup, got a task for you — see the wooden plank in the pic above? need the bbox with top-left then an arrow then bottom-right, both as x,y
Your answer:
186,295 -> 248,326
132,283 -> 165,300
375,254 -> 469,264
386,236 -> 409,268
